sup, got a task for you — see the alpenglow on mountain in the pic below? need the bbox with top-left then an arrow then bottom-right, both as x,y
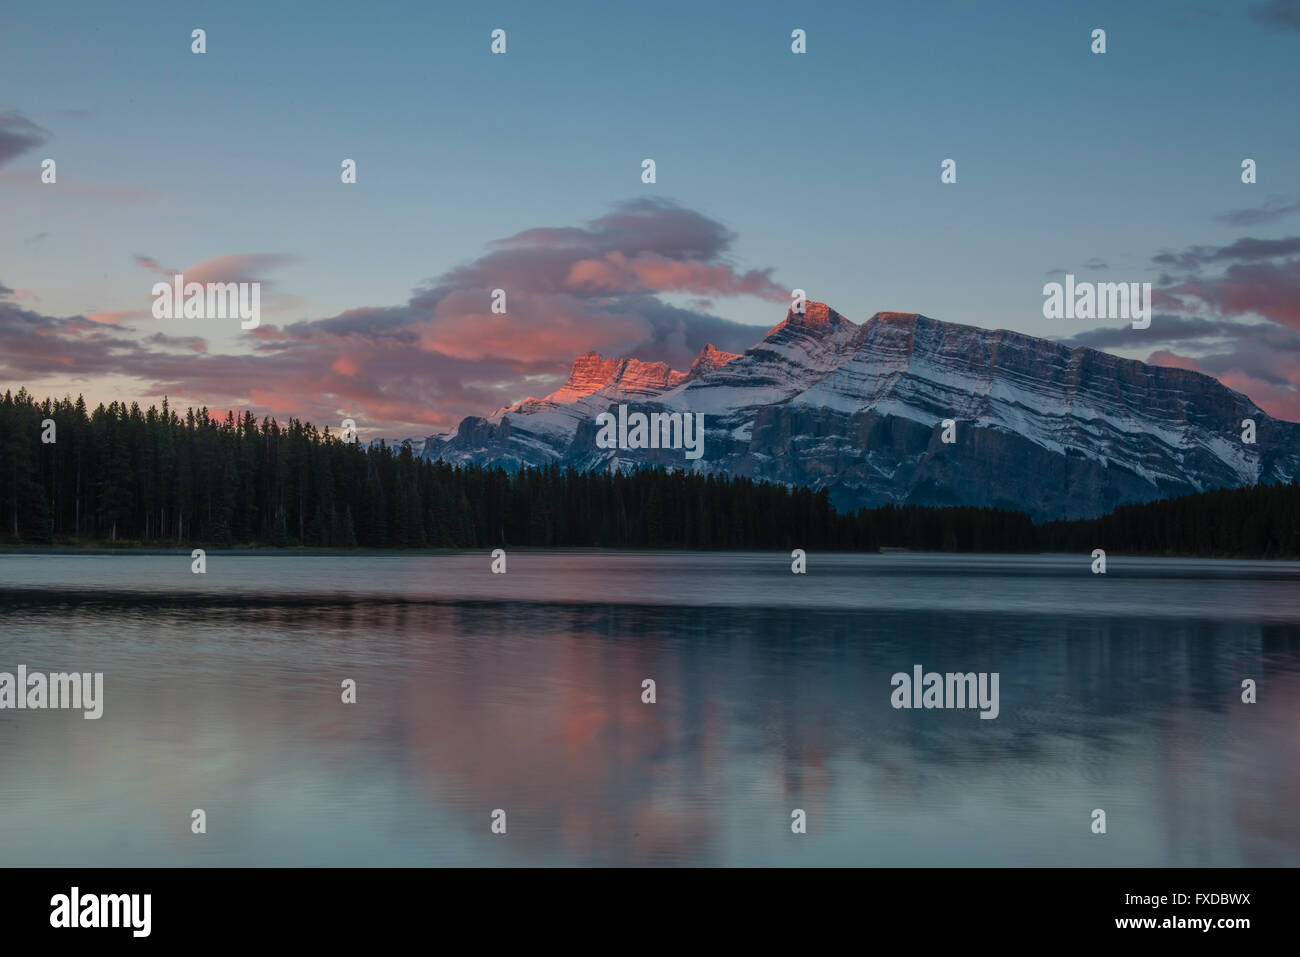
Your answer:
418,302 -> 1300,521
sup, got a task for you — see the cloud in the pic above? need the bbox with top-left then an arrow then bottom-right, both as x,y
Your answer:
133,255 -> 171,275
566,250 -> 781,298
415,198 -> 782,304
15,202 -> 1300,433
86,310 -> 147,325
1251,0 -> 1300,30
131,252 -> 301,318
0,111 -> 52,166
145,332 -> 207,353
2,200 -> 782,435
135,252 -> 296,284
0,301 -> 151,379
1152,236 -> 1300,271
1202,237 -> 1300,262
1163,257 -> 1300,329
1151,349 -> 1300,421
606,295 -> 764,360
485,197 -> 736,260
10,202 -> 1300,432
1060,314 -> 1242,350
1061,231 -> 1300,420
377,197 -> 781,370
1045,259 -> 1109,276
1149,236 -> 1300,329
182,253 -> 297,285
1149,235 -> 1300,332
1215,196 -> 1300,227
1128,320 -> 1300,421
25,232 -> 50,247
0,281 -> 39,303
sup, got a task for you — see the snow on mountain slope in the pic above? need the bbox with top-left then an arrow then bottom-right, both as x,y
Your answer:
659,301 -> 860,414
420,302 -> 1300,520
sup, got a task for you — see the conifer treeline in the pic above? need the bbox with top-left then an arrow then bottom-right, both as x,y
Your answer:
2,389 -> 1297,555
1036,482 -> 1300,558
0,389 -> 855,549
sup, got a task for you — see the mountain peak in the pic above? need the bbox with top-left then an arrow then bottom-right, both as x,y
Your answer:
545,350 -> 688,404
765,300 -> 854,340
689,343 -> 741,377
545,351 -> 621,403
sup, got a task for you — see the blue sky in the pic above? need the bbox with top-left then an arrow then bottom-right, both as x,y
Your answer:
3,0 -> 1300,432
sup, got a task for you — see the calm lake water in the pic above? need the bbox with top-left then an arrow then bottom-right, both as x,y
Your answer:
1,551 -> 1297,867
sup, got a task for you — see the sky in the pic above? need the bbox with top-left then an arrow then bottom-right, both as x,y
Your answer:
3,0 -> 1300,436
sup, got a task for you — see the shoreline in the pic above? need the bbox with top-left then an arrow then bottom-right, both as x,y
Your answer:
1,544 -> 1297,562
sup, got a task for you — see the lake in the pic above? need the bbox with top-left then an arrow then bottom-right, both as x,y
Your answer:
1,551 -> 1297,866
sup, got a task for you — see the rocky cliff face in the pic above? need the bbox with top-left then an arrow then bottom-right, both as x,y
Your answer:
544,352 -> 691,405
420,303 -> 1300,521
688,344 -> 741,377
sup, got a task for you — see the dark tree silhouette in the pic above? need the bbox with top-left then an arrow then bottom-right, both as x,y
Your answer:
2,389 -> 1296,556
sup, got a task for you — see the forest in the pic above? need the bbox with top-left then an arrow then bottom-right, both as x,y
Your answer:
2,388 -> 1297,557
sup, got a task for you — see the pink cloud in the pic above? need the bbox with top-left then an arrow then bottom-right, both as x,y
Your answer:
182,253 -> 296,285
1164,257 -> 1300,330
1150,349 -> 1300,421
566,251 -> 784,299
4,200 -> 780,434
1218,371 -> 1300,421
1147,350 -> 1202,371
86,310 -> 142,324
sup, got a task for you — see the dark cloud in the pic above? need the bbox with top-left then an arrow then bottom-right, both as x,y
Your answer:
133,254 -> 170,274
279,306 -> 425,343
598,294 -> 767,364
373,197 -> 782,375
1045,259 -> 1109,276
1215,195 -> 1300,227
0,111 -> 52,166
1152,236 -> 1300,271
145,332 -> 208,353
1134,226 -> 1300,418
412,197 -> 782,310
1148,321 -> 1300,421
1152,250 -> 1203,270
1251,0 -> 1300,30
1191,329 -> 1300,386
1060,314 -> 1242,350
0,301 -> 149,379
1205,236 -> 1300,262
486,197 -> 736,261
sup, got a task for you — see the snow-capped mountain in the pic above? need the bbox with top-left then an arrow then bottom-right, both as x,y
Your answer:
419,302 -> 1300,521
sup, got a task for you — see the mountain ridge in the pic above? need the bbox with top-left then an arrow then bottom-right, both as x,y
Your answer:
418,302 -> 1300,521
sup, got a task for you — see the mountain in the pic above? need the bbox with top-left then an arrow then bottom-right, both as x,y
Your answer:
419,302 -> 1300,521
